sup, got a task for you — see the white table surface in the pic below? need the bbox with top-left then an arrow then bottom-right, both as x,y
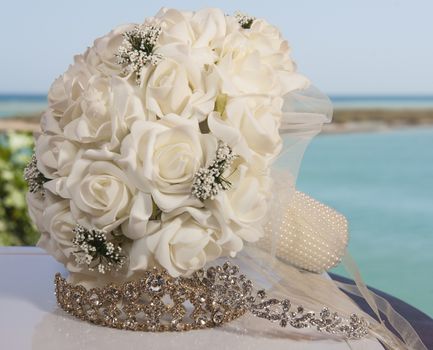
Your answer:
0,247 -> 384,350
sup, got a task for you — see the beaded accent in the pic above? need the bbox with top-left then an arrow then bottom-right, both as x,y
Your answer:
261,190 -> 349,273
55,262 -> 369,338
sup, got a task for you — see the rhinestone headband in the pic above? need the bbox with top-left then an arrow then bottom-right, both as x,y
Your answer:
55,262 -> 369,338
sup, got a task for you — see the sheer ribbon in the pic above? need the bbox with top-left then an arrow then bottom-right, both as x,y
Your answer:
340,254 -> 427,350
239,84 -> 427,349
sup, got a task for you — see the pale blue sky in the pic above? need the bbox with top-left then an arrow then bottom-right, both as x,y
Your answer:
0,0 -> 432,95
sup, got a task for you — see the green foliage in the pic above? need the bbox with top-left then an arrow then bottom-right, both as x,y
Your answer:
0,131 -> 39,246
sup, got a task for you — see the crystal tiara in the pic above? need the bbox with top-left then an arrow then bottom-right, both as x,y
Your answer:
55,261 -> 369,338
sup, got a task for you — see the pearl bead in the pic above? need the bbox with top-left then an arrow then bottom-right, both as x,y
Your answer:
260,190 -> 348,273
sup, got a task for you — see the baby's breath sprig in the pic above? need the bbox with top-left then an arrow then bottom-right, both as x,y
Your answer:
72,225 -> 126,274
192,141 -> 237,201
116,21 -> 164,84
235,11 -> 256,29
24,153 -> 48,196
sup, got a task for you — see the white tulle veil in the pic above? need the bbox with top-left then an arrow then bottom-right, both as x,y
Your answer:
230,84 -> 427,350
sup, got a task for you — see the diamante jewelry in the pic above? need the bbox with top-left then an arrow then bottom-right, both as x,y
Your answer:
116,22 -> 164,84
24,153 -> 47,196
55,261 -> 369,338
192,141 -> 236,201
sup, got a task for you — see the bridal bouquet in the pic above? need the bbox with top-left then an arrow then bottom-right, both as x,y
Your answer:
24,9 -> 424,347
26,8 -> 310,282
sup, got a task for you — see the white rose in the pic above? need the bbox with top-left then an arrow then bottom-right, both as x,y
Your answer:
157,8 -> 226,54
119,115 -> 217,212
189,8 -> 227,48
62,75 -> 145,150
48,55 -> 93,122
41,196 -> 97,276
40,109 -> 62,135
163,206 -> 244,259
32,192 -> 75,268
215,34 -> 282,96
84,24 -> 135,76
208,158 -> 271,243
37,231 -> 69,268
208,96 -> 283,161
26,191 -> 46,235
244,19 -> 292,70
35,134 -> 79,179
215,27 -> 309,96
42,202 -> 99,278
43,198 -> 75,252
65,153 -> 135,231
156,8 -> 194,45
39,191 -> 130,282
245,19 -> 310,94
141,56 -> 216,122
130,212 -> 221,276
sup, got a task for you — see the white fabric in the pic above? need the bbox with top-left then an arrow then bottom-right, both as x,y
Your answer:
237,84 -> 427,349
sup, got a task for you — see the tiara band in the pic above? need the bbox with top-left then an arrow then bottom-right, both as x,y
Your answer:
55,262 -> 369,338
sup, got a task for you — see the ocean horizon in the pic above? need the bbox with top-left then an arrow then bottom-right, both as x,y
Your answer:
1,94 -> 433,118
0,94 -> 47,118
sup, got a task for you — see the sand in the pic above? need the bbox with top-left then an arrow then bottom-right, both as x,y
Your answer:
324,108 -> 433,133
1,109 -> 433,134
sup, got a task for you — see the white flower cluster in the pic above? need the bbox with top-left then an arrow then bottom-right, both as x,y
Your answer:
71,225 -> 125,274
191,141 -> 236,201
24,154 -> 47,196
117,21 -> 164,84
27,8 -> 310,283
234,11 -> 255,29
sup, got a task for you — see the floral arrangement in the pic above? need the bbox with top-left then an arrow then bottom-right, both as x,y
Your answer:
26,8 -> 310,281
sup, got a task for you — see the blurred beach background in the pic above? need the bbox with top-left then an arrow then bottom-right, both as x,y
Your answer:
0,0 -> 432,318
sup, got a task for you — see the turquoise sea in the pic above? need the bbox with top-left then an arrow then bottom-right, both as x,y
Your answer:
297,128 -> 433,317
1,94 -> 432,317
2,95 -> 433,118
0,95 -> 47,118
